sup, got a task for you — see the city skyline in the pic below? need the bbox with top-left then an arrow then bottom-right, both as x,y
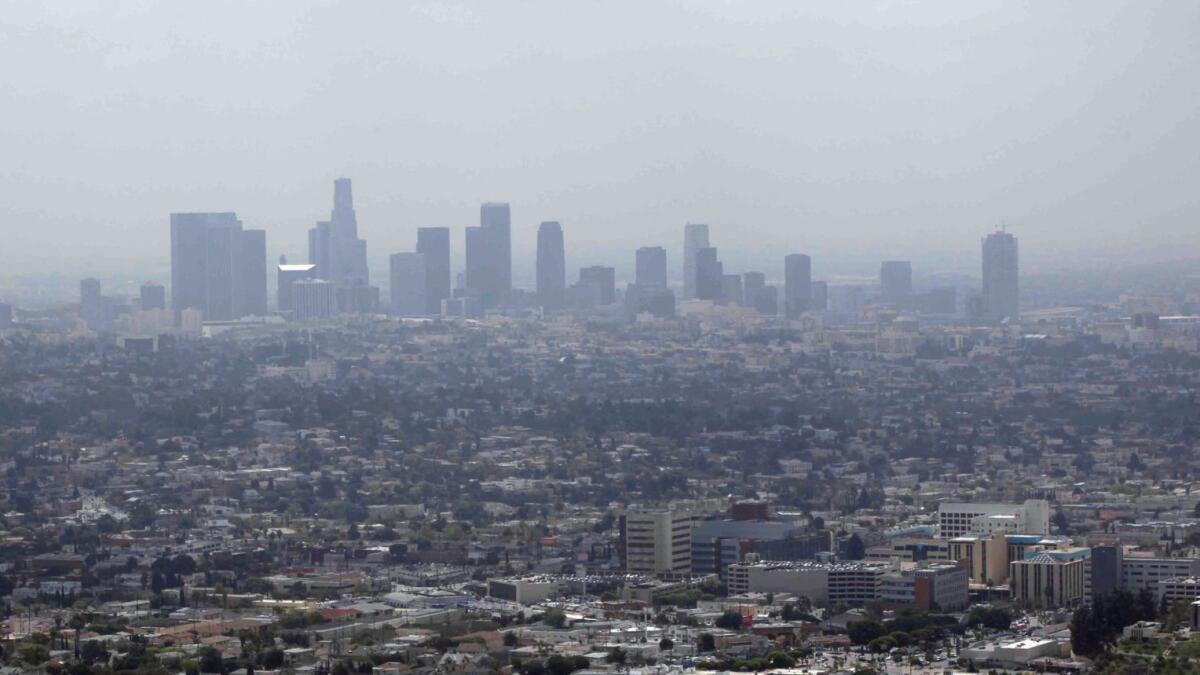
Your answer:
4,2 -> 1200,278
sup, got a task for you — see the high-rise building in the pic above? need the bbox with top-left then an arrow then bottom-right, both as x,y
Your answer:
721,274 -> 744,306
743,272 -> 765,309
140,282 -> 166,311
416,227 -> 451,315
784,254 -> 812,319
465,202 -> 513,310
683,223 -> 710,300
170,212 -> 267,323
292,279 -> 338,321
80,278 -> 103,327
1009,548 -> 1089,609
536,221 -> 566,310
811,280 -> 828,311
277,259 -> 317,313
880,261 -> 913,304
695,247 -> 723,301
1089,544 -> 1123,601
578,266 -> 616,305
754,285 -> 779,316
620,508 -> 694,577
236,228 -> 268,317
982,230 -> 1019,322
636,246 -> 668,288
390,252 -> 427,317
308,178 -> 369,286
481,202 -> 512,295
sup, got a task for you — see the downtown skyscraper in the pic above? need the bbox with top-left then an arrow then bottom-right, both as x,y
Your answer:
880,261 -> 913,304
170,212 -> 267,322
465,202 -> 512,310
416,227 -> 451,314
536,221 -> 566,310
390,252 -> 427,317
784,253 -> 812,319
982,230 -> 1019,322
635,246 -> 668,288
683,223 -> 710,300
308,178 -> 369,287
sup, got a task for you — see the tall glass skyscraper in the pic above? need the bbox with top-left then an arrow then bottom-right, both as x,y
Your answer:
982,230 -> 1019,322
416,227 -> 451,314
683,223 -> 710,300
466,202 -> 512,310
784,253 -> 812,319
636,246 -> 668,288
536,221 -> 566,310
170,212 -> 267,323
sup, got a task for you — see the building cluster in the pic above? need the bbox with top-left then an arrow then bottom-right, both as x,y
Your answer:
4,184 -> 1200,671
2,275 -> 1200,672
70,179 -> 1030,346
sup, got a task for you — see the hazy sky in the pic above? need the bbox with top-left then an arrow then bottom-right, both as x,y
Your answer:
2,0 -> 1199,284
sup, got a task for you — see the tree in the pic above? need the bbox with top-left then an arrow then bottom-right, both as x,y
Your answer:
844,533 -> 866,560
714,610 -> 743,630
259,649 -> 284,669
767,651 -> 795,668
605,648 -> 626,665
198,646 -> 225,674
80,640 -> 109,664
966,606 -> 1011,631
504,632 -> 519,647
543,607 -> 567,629
659,637 -> 673,651
847,620 -> 887,646
699,633 -> 716,652
867,636 -> 896,653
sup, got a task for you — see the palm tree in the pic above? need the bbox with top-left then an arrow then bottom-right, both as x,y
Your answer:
69,611 -> 89,658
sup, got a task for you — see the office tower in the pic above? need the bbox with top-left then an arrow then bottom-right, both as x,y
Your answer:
277,257 -> 317,313
170,212 -> 266,323
80,278 -> 103,327
683,223 -> 710,300
721,274 -> 743,306
236,228 -> 268,317
743,272 -> 765,308
620,508 -> 694,576
481,202 -> 512,295
784,254 -> 812,319
390,252 -> 427,317
465,202 -> 512,310
416,227 -> 451,315
754,285 -> 779,316
636,246 -> 668,288
308,178 -> 369,286
880,261 -> 913,303
695,247 -> 723,301
337,282 -> 379,314
536,221 -> 566,310
139,282 -> 166,311
1089,545 -> 1122,601
982,230 -> 1019,322
0,303 -> 12,327
332,178 -> 356,235
579,266 -> 616,305
293,279 -> 338,321
811,281 -> 828,311
1009,549 -> 1089,609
